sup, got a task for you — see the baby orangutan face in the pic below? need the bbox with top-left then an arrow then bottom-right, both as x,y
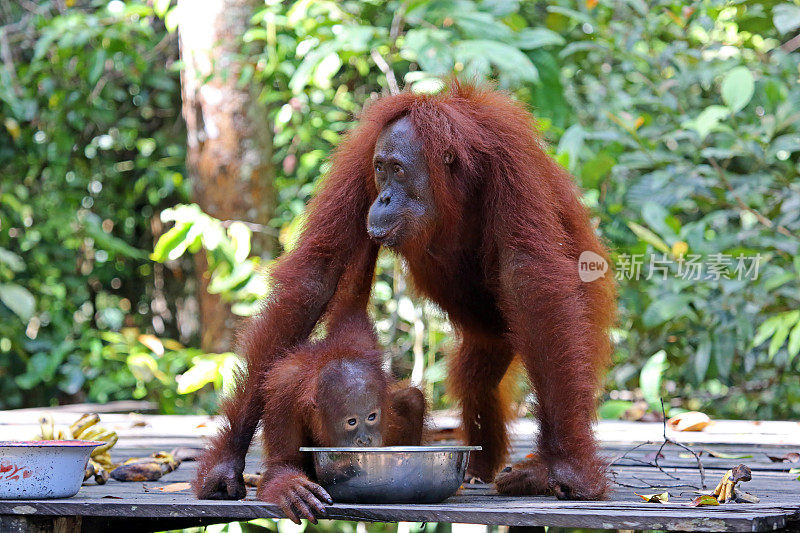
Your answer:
315,359 -> 386,447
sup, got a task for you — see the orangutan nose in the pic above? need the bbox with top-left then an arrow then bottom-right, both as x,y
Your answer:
355,435 -> 373,447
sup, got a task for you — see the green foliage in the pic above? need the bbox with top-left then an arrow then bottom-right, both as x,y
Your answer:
555,0 -> 800,418
0,1 -> 200,410
151,204 -> 268,316
3,0 -> 800,420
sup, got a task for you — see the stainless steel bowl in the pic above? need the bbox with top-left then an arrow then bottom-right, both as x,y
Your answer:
299,446 -> 480,504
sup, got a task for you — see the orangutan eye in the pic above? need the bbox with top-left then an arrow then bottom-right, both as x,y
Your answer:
375,162 -> 382,172
367,412 -> 377,421
347,418 -> 357,426
393,164 -> 402,174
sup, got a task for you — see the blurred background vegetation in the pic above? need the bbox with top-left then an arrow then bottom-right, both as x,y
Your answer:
1,0 -> 799,422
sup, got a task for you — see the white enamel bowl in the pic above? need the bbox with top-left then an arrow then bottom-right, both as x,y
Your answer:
0,440 -> 103,499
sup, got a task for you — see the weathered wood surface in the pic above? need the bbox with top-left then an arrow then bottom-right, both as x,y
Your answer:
1,412 -> 799,532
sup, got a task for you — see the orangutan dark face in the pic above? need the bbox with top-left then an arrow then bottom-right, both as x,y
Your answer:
316,360 -> 384,447
367,116 -> 436,248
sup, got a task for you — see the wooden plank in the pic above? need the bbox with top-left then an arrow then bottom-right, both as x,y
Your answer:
0,497 -> 790,532
4,402 -> 157,415
2,414 -> 800,532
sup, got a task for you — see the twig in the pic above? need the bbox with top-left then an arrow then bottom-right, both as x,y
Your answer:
609,470 -> 696,490
370,48 -> 399,95
389,1 -> 409,44
0,28 -> 21,96
610,399 -> 707,490
631,475 -> 697,489
708,157 -> 798,242
219,219 -> 280,237
656,399 -> 706,488
780,33 -> 800,53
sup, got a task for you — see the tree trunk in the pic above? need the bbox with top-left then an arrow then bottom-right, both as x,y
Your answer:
177,0 -> 276,352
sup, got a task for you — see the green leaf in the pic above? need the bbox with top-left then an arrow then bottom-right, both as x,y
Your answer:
765,271 -> 795,291
88,49 -> 107,84
150,223 -> 192,262
176,358 -> 219,394
547,5 -> 594,25
703,449 -> 752,459
402,29 -> 453,75
769,317 -> 795,358
643,294 -> 694,327
714,333 -> 735,380
0,247 -> 25,272
640,350 -> 668,412
557,124 -> 584,172
126,353 -> 159,382
452,11 -> 512,41
454,40 -> 539,82
685,105 -> 729,139
694,334 -> 712,383
208,261 -> 256,295
33,29 -> 58,61
312,52 -> 342,89
774,3 -> 800,34
154,0 -> 171,18
721,67 -> 754,113
788,321 -> 800,362
641,202 -> 678,243
515,28 -> 565,49
0,283 -> 35,321
627,221 -> 670,254
227,221 -> 251,263
84,219 -> 148,260
754,314 -> 784,347
598,400 -> 633,420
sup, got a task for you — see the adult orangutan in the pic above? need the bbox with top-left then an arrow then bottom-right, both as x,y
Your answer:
194,81 -> 616,503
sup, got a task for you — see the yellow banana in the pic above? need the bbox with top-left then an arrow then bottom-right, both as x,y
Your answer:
70,413 -> 100,438
39,415 -> 54,440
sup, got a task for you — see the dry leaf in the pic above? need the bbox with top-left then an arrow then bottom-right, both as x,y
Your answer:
153,482 -> 191,492
667,411 -> 711,432
690,494 -> 720,507
635,491 -> 668,503
766,452 -> 800,463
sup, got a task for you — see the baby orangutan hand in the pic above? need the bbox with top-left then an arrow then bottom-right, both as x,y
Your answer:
258,471 -> 333,524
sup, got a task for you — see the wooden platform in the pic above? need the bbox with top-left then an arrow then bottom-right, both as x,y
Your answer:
1,411 -> 799,532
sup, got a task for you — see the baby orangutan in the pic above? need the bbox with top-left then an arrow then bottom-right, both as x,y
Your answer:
257,315 -> 426,523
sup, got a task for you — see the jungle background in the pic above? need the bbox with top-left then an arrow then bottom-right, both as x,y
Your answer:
1,0 -> 799,428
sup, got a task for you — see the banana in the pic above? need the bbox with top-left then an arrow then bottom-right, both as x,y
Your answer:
93,452 -> 116,470
55,428 -> 73,440
110,461 -> 165,482
91,434 -> 118,456
84,460 -> 96,481
39,415 -> 54,440
94,468 -> 110,485
70,413 -> 100,438
80,427 -> 104,440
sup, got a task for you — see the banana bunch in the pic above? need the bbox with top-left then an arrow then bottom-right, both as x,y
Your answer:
110,451 -> 181,482
38,413 -> 119,485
